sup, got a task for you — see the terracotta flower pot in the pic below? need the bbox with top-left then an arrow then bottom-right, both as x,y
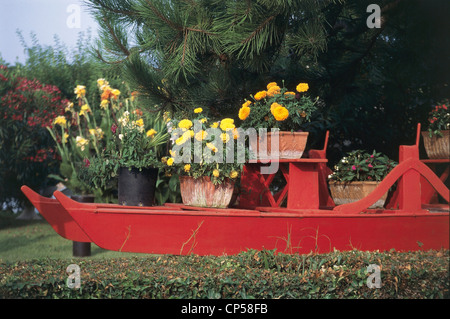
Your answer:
179,176 -> 235,208
421,130 -> 450,159
328,181 -> 388,209
249,131 -> 309,160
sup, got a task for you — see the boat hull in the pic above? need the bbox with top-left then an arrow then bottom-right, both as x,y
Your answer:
53,191 -> 449,256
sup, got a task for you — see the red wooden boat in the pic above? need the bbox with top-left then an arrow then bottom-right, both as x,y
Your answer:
23,124 -> 449,256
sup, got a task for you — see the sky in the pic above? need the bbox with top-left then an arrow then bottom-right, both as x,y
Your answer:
0,0 -> 99,64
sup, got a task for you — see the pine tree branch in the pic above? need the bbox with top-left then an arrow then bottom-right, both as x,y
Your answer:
103,17 -> 131,57
144,0 -> 183,31
242,14 -> 276,45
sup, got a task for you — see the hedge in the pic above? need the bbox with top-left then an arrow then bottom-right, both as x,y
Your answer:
0,249 -> 448,299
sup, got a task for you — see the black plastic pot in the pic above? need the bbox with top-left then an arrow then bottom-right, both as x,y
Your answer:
70,194 -> 94,257
118,167 -> 159,206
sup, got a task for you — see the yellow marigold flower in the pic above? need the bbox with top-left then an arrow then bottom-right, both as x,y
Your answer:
272,105 -> 289,121
213,169 -> 220,177
146,129 -> 157,137
220,118 -> 235,131
184,164 -> 191,172
74,85 -> 86,98
206,143 -> 218,153
270,102 -> 283,114
194,107 -> 203,113
242,100 -> 252,108
195,130 -> 208,141
200,118 -> 207,123
267,82 -> 278,90
230,170 -> 239,179
178,119 -> 193,130
76,136 -> 89,151
175,136 -> 186,145
284,91 -> 296,97
296,83 -> 309,93
210,122 -> 219,128
135,118 -> 144,127
220,133 -> 230,143
267,85 -> 281,97
232,128 -> 239,140
254,91 -> 267,101
167,157 -> 174,166
53,116 -> 67,127
238,105 -> 251,120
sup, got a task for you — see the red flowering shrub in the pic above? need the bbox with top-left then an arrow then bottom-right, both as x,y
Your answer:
0,65 -> 68,207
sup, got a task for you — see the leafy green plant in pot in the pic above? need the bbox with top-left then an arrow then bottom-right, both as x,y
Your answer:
85,108 -> 169,206
327,150 -> 397,208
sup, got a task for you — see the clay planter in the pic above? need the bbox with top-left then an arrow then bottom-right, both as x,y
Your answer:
421,130 -> 450,159
179,176 -> 235,208
329,181 -> 388,209
249,131 -> 309,160
118,167 -> 159,206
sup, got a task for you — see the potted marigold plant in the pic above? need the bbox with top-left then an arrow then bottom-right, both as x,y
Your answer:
421,100 -> 450,159
238,81 -> 319,159
328,150 -> 397,208
163,109 -> 246,208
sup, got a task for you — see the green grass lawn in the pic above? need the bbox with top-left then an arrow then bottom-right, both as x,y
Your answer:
0,210 -> 147,262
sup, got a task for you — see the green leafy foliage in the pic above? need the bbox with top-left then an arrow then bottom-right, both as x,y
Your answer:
329,150 -> 397,182
0,249 -> 448,299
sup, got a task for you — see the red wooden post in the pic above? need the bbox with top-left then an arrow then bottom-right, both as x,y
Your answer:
287,162 -> 320,209
397,124 -> 422,212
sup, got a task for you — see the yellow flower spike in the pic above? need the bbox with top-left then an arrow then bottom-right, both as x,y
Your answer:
100,99 -> 109,109
296,83 -> 309,93
135,118 -> 144,127
79,104 -> 91,116
53,116 -> 67,127
74,85 -> 86,98
146,129 -> 157,137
